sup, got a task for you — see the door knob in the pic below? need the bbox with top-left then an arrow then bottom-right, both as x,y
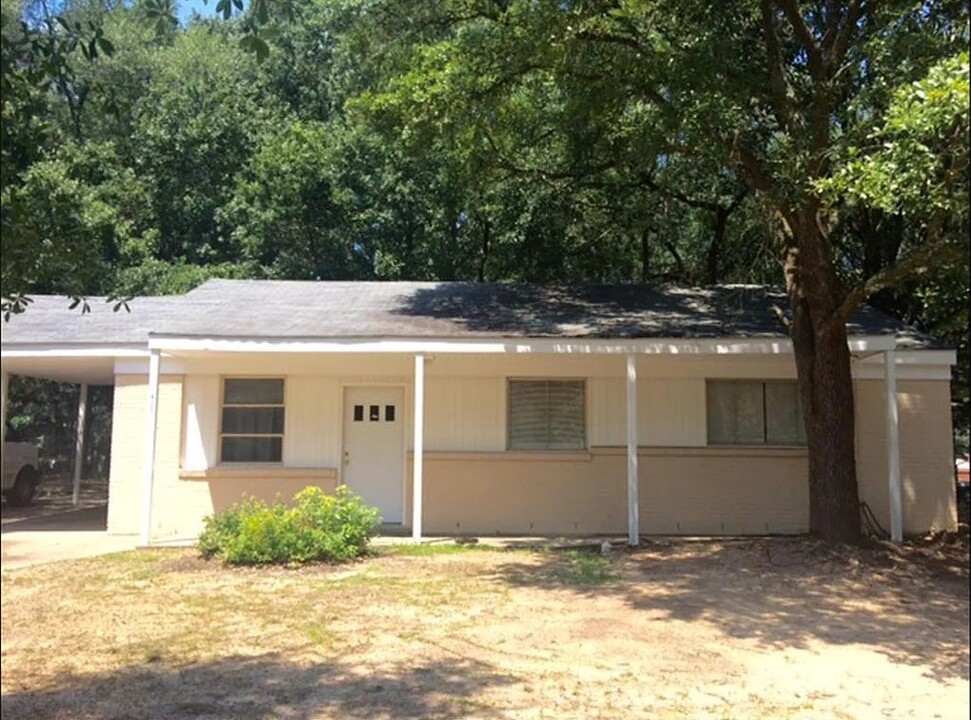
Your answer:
343,451 -> 350,465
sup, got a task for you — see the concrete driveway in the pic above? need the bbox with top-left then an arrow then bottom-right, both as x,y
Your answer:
1,500 -> 137,570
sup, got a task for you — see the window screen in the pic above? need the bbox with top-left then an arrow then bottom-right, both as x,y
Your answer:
707,380 -> 805,446
220,378 -> 285,462
508,380 -> 586,450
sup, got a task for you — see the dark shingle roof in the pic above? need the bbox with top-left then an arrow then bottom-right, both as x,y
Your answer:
1,295 -> 185,345
1,280 -> 946,348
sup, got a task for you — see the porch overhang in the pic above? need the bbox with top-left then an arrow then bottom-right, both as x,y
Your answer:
145,334 -> 899,356
0,346 -> 141,384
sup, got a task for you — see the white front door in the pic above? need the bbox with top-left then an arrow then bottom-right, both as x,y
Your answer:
342,386 -> 405,524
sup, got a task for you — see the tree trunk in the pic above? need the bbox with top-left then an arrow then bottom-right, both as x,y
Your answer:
786,209 -> 862,543
478,216 -> 491,282
640,228 -> 650,283
706,206 -> 728,284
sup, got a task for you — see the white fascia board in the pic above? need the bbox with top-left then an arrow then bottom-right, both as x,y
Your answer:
853,349 -> 955,381
893,349 -> 956,365
149,336 -> 794,355
854,364 -> 952,381
0,344 -> 149,358
148,334 -> 897,356
857,349 -> 957,366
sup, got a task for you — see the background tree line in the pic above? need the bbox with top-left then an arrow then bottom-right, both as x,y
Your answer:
1,1 -> 966,535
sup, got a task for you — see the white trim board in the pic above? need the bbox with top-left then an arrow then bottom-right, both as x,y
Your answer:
1,344 -> 148,358
147,335 -> 899,355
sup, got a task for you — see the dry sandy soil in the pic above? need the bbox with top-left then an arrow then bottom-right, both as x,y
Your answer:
1,537 -> 968,719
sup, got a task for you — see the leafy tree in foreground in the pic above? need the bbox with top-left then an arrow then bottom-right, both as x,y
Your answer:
339,0 -> 968,540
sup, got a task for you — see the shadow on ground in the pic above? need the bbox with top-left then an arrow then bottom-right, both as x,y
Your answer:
1,480 -> 108,531
491,537 -> 970,684
1,654 -> 514,720
0,504 -> 107,534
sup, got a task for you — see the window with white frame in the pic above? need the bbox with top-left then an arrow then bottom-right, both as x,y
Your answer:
507,379 -> 586,450
220,378 -> 285,462
706,380 -> 806,446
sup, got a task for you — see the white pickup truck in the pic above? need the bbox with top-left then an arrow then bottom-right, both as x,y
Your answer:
2,442 -> 41,506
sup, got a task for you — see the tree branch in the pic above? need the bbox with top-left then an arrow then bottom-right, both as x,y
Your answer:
638,172 -> 722,212
481,128 -> 618,182
774,0 -> 827,81
834,240 -> 966,325
731,140 -> 774,194
575,30 -> 651,56
760,0 -> 797,134
827,0 -> 867,70
573,30 -> 670,108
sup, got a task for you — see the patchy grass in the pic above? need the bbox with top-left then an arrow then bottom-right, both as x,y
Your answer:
381,541 -> 497,556
553,548 -> 617,585
2,538 -> 968,719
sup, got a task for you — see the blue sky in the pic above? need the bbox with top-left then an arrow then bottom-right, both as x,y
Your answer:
177,0 -> 221,24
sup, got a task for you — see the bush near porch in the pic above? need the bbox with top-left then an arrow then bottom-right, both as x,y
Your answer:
198,486 -> 381,565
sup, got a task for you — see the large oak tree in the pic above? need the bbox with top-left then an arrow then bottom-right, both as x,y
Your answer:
342,0 -> 969,541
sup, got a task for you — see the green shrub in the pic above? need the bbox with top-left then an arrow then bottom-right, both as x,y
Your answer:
198,486 -> 382,565
198,501 -> 246,558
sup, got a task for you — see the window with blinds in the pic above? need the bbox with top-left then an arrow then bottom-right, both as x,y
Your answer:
706,380 -> 806,446
507,379 -> 586,451
220,378 -> 285,462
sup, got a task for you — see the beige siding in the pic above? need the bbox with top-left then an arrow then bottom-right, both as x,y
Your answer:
639,378 -> 707,446
182,374 -> 348,469
638,449 -> 808,534
284,376 -> 341,466
856,379 -> 956,533
412,452 -> 626,535
202,471 -> 339,525
179,353 -> 413,377
589,377 -> 706,446
588,377 -> 624,446
425,377 -> 504,451
109,352 -> 955,540
112,375 -> 344,540
182,374 -> 219,471
412,448 -> 808,535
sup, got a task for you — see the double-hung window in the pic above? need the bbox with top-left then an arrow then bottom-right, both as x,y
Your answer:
220,378 -> 285,462
706,380 -> 805,446
507,379 -> 586,451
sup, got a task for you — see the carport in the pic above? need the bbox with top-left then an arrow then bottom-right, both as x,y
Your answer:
1,352 -> 122,507
2,296 -> 179,517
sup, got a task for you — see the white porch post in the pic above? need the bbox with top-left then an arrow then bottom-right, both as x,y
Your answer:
0,370 -> 8,469
412,353 -> 425,542
626,354 -> 640,546
72,383 -> 88,505
885,349 -> 903,542
139,350 -> 161,547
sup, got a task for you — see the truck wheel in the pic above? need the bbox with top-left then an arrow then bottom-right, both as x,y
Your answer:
6,465 -> 39,507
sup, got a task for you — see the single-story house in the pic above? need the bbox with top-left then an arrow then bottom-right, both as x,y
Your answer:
0,280 -> 958,545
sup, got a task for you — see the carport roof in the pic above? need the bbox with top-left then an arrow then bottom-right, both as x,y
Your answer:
0,280 -> 948,349
2,295 -> 184,346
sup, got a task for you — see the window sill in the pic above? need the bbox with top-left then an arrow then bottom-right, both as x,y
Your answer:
592,446 -> 808,458
410,451 -> 593,462
179,466 -> 339,481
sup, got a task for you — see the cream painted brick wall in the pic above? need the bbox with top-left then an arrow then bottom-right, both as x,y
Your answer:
108,375 -> 214,540
107,376 -> 147,535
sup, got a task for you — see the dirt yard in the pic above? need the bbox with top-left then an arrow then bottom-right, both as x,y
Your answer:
1,537 -> 968,719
